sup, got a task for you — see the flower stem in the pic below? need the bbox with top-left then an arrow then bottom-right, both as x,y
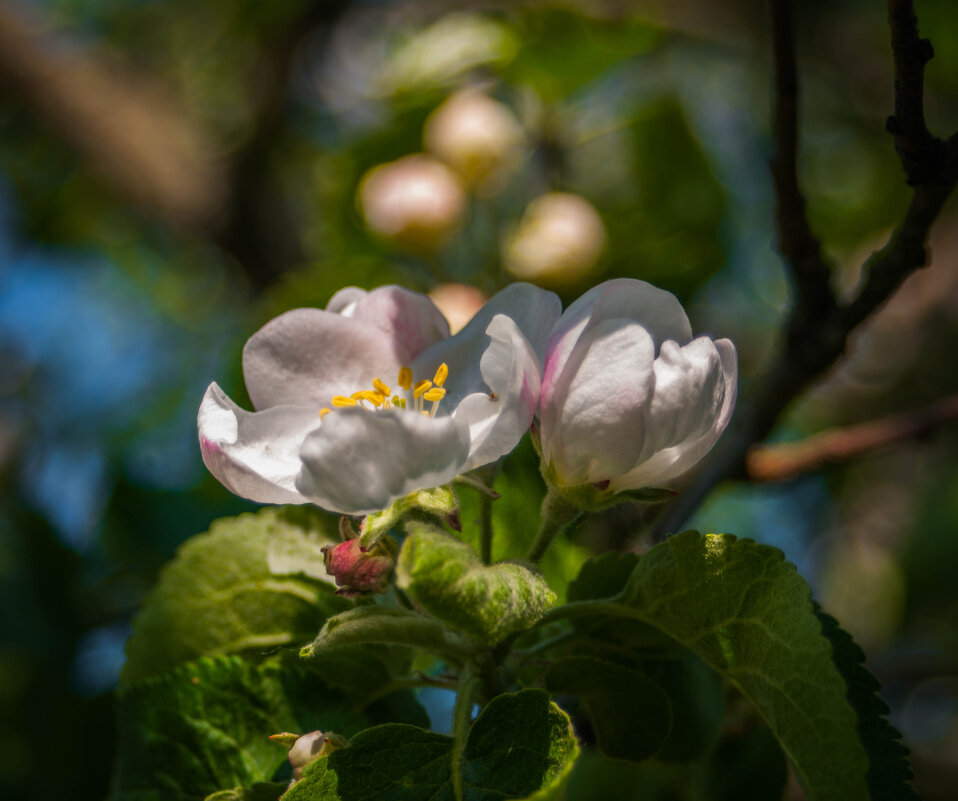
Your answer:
525,487 -> 583,564
451,661 -> 480,801
479,491 -> 494,565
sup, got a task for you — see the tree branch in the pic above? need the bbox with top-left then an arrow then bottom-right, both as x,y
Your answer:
746,393 -> 958,482
648,0 -> 958,539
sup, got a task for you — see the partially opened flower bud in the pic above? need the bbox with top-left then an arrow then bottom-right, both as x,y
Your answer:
322,536 -> 398,597
288,730 -> 347,781
428,283 -> 487,334
358,155 -> 465,250
504,193 -> 606,286
424,89 -> 524,193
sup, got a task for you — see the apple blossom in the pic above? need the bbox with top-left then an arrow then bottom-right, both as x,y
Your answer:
504,193 -> 606,286
424,88 -> 525,193
538,278 -> 737,494
358,155 -> 465,250
198,283 -> 560,515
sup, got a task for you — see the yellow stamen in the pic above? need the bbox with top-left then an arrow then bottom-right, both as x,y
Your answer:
392,396 -> 407,409
423,387 -> 446,402
432,363 -> 449,387
331,395 -> 358,407
397,367 -> 413,391
352,390 -> 384,406
413,380 -> 433,399
319,407 -> 331,418
373,377 -> 391,396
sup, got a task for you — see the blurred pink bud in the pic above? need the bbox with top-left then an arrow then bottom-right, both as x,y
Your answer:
428,283 -> 488,334
504,193 -> 607,285
322,536 -> 397,597
424,89 -> 524,194
358,155 -> 465,250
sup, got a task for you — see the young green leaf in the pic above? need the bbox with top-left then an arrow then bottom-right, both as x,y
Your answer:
112,655 -> 368,801
396,523 -> 556,645
123,507 -> 348,684
282,689 -> 578,801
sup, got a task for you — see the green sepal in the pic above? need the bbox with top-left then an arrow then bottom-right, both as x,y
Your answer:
360,485 -> 461,547
396,522 -> 557,645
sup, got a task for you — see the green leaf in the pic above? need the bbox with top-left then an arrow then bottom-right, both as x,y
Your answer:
112,655 -> 369,801
396,523 -> 556,645
123,507 -> 348,684
545,656 -> 671,762
567,551 -> 639,602
815,607 -> 919,801
206,782 -> 287,801
548,531 -> 872,801
282,689 -> 579,801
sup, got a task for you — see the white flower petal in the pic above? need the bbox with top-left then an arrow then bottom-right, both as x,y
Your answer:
242,308 -> 403,411
296,407 -> 471,514
453,314 -> 542,469
326,286 -> 368,316
541,319 -> 656,486
542,280 -> 692,407
611,338 -> 738,490
197,382 -> 317,504
338,285 -> 450,359
411,283 -> 560,408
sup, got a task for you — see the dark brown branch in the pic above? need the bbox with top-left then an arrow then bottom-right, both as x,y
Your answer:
747,393 -> 958,482
648,0 -> 958,540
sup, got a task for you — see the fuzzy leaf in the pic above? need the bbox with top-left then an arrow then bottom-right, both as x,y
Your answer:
396,523 -> 556,645
281,689 -> 578,801
112,655 -> 369,801
123,507 -> 347,684
552,531 -> 872,801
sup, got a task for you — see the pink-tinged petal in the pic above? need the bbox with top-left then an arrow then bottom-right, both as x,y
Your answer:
542,280 -> 692,409
453,314 -> 542,469
341,285 -> 450,360
611,338 -> 738,491
411,283 -> 561,407
296,407 -> 470,514
197,382 -> 317,504
242,308 -> 404,411
541,319 -> 656,486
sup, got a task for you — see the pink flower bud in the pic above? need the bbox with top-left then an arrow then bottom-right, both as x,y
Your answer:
287,730 -> 347,782
322,537 -> 397,597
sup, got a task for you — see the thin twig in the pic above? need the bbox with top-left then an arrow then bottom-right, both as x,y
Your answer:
648,0 -> 958,540
747,393 -> 958,482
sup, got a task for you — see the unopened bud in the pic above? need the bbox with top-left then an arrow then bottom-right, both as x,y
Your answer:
504,192 -> 606,285
288,730 -> 347,781
322,536 -> 397,598
358,155 -> 465,250
424,89 -> 524,194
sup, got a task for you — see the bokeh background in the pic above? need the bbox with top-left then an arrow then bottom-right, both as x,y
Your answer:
1,1 -> 957,798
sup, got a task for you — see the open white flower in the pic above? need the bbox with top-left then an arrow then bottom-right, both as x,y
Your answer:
199,283 -> 560,514
538,279 -> 737,492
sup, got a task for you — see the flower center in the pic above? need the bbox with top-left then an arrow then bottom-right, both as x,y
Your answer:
318,363 -> 449,419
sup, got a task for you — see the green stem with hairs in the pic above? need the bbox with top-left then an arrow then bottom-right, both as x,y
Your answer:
525,487 -> 583,564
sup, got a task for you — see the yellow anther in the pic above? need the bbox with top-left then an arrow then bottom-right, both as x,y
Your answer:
432,363 -> 449,387
373,377 -> 391,396
353,390 -> 385,406
318,407 -> 332,418
423,387 -> 446,402
331,395 -> 358,407
391,396 -> 407,409
413,380 -> 433,399
397,367 -> 413,391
